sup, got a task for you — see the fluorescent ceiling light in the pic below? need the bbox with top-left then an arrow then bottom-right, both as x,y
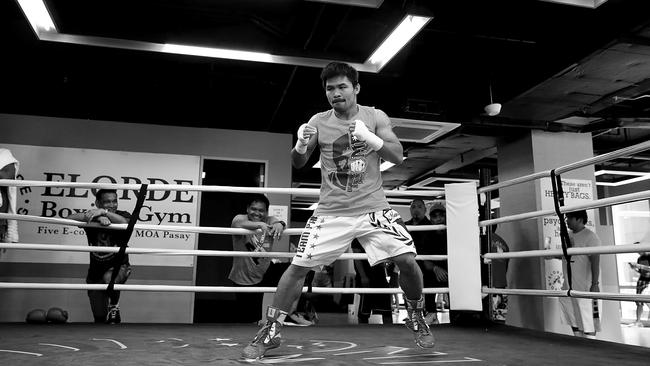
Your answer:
595,169 -> 650,187
366,14 -> 432,71
163,44 -> 274,63
538,0 -> 609,9
594,169 -> 648,177
17,0 -> 56,35
17,3 -> 425,73
596,175 -> 650,186
305,0 -> 385,8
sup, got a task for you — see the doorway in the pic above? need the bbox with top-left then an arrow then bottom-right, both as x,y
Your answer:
193,158 -> 265,322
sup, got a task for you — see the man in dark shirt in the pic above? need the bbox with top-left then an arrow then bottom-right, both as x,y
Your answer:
68,189 -> 131,324
406,199 -> 447,324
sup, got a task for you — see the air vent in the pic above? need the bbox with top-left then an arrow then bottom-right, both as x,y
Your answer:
391,118 -> 460,144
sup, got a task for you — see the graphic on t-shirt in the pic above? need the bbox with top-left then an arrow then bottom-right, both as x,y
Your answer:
327,128 -> 368,192
90,231 -> 117,262
245,231 -> 269,264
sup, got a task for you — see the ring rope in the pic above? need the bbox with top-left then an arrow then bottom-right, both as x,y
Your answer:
478,139 -> 650,193
483,243 -> 650,260
0,179 -> 443,197
479,189 -> 650,227
4,279 -> 650,303
482,287 -> 650,303
0,212 -> 446,234
0,243 -> 448,261
0,213 -> 124,231
0,282 -> 448,294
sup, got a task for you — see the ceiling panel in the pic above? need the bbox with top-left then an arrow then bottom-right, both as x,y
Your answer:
1,0 -> 650,214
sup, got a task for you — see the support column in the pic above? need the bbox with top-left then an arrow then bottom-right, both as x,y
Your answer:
497,130 -> 618,335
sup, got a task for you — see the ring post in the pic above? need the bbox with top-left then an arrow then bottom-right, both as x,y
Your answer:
446,183 -> 482,311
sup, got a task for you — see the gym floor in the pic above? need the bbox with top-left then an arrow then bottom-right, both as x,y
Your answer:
1,322 -> 649,365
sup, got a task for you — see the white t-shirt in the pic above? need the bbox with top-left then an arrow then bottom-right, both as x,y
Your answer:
562,227 -> 601,291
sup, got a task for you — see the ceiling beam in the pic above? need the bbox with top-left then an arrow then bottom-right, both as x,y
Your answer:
432,147 -> 497,175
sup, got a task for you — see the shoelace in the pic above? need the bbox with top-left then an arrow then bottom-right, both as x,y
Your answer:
410,312 -> 431,335
251,321 -> 278,344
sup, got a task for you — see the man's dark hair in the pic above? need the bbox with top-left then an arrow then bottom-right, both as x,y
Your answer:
320,62 -> 359,89
410,199 -> 425,207
566,210 -> 588,224
248,194 -> 270,210
95,189 -> 117,201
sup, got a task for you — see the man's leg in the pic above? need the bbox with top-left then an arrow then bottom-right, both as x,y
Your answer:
636,281 -> 648,326
234,287 -> 265,324
392,253 -> 423,299
636,303 -> 644,326
272,264 -> 313,310
103,264 -> 131,324
392,253 -> 434,348
242,264 -> 312,359
420,264 -> 439,324
87,289 -> 109,323
575,298 -> 596,338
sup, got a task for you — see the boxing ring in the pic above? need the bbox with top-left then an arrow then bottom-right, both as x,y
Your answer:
2,139 -> 650,365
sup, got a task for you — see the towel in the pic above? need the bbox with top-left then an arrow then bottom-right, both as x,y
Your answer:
0,148 -> 19,243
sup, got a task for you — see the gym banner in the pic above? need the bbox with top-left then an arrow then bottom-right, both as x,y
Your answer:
1,144 -> 200,266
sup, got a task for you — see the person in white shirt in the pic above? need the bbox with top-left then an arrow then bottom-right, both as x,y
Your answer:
559,209 -> 601,338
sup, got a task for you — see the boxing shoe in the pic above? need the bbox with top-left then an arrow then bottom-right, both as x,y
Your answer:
424,312 -> 439,325
404,296 -> 435,348
242,307 -> 284,360
106,305 -> 121,324
283,312 -> 313,326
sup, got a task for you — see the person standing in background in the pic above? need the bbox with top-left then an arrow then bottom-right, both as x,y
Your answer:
405,199 -> 440,324
629,240 -> 650,327
0,148 -> 20,257
558,210 -> 601,338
